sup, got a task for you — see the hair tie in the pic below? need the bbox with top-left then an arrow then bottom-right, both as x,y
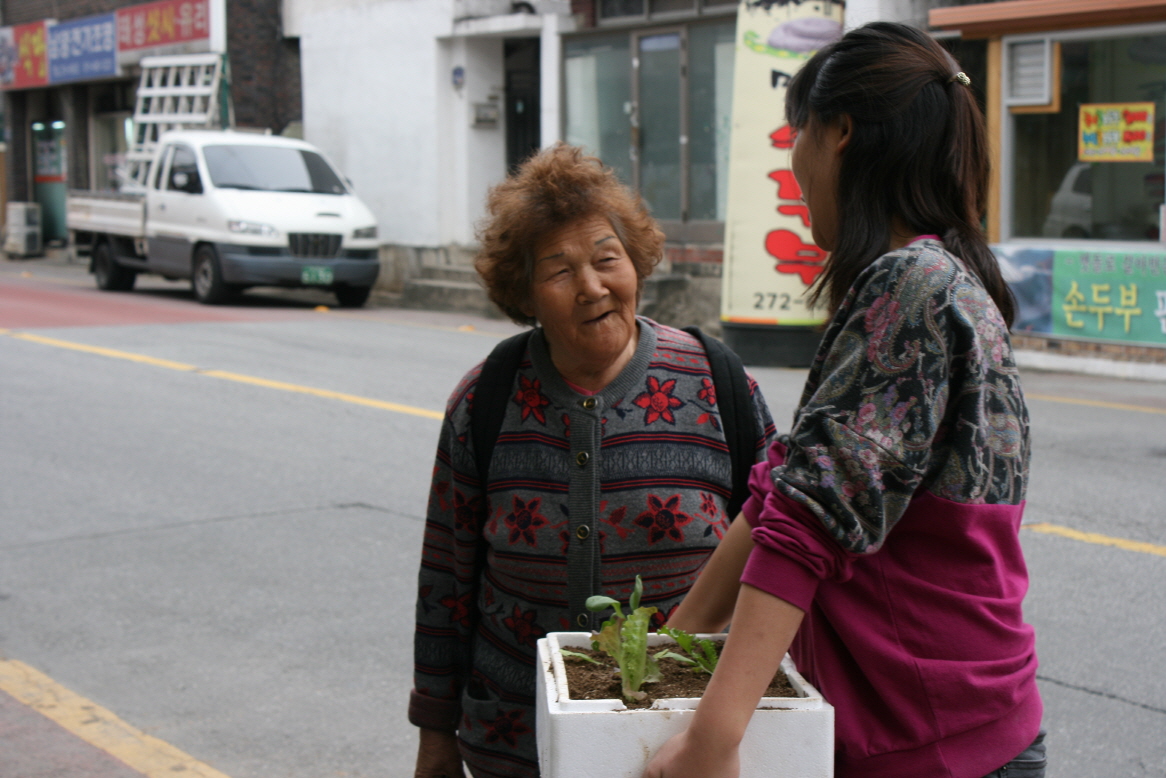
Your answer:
950,72 -> 971,86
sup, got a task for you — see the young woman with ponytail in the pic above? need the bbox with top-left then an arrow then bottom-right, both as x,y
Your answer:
644,22 -> 1045,778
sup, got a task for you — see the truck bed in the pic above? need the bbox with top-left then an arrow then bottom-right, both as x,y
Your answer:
67,189 -> 146,240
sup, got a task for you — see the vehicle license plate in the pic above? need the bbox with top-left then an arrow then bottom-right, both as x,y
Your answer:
301,265 -> 334,285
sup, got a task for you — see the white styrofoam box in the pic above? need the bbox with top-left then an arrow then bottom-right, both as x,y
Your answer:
536,632 -> 834,778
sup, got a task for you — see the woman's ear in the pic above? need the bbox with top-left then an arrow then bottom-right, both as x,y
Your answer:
835,114 -> 853,155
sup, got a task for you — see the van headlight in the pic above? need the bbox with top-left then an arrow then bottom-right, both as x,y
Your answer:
353,225 -> 378,240
228,220 -> 279,237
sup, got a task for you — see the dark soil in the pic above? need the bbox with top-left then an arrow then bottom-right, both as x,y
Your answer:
561,642 -> 798,709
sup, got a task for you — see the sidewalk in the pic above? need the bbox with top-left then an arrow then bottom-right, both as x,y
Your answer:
7,248 -> 1165,382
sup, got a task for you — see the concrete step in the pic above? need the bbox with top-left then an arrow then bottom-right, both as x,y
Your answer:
418,264 -> 481,282
401,277 -> 503,319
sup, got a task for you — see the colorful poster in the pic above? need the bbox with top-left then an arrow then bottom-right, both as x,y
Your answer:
3,21 -> 49,89
1079,102 -> 1155,163
721,0 -> 843,327
116,0 -> 210,51
48,14 -> 117,83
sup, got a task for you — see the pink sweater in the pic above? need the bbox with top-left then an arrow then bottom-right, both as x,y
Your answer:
742,443 -> 1042,777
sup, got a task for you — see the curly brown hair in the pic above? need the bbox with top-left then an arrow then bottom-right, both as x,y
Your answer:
475,143 -> 664,325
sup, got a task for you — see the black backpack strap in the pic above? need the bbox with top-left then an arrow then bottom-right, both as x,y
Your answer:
683,326 -> 759,520
471,330 -> 534,484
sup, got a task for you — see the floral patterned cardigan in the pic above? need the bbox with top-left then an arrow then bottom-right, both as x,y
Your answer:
410,318 -> 776,777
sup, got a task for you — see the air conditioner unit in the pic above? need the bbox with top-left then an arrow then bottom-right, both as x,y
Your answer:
5,202 -> 43,257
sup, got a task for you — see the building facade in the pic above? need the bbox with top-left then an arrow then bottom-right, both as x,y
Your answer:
0,0 -> 301,244
934,0 -> 1166,361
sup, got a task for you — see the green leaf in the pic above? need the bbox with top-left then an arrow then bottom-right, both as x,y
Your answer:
629,575 -> 644,612
559,648 -> 601,664
593,620 -> 623,662
653,649 -> 695,665
618,605 -> 657,700
586,595 -> 622,617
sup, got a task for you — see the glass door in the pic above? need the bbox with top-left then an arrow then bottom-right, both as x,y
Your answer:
634,30 -> 684,221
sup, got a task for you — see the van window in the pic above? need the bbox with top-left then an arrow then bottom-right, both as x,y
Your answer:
167,145 -> 203,194
201,145 -> 348,194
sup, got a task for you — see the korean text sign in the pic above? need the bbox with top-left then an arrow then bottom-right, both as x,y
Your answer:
0,21 -> 49,89
1055,249 -> 1166,343
1079,103 -> 1155,163
116,0 -> 209,51
48,14 -> 116,83
720,1 -> 843,327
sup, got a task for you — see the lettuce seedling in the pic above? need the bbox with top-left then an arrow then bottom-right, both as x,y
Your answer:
579,575 -> 660,701
654,625 -> 719,675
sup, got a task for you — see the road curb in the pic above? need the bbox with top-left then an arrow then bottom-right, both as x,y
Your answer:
1014,349 -> 1166,382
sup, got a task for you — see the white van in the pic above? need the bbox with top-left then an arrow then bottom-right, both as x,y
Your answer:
68,130 -> 381,307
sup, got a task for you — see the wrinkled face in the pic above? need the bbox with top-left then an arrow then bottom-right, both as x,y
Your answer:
524,216 -> 639,368
790,115 -> 845,251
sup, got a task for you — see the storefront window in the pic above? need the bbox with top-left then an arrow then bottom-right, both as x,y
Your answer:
565,34 -> 633,186
91,114 -> 132,191
638,32 -> 682,219
1013,35 -> 1166,241
688,21 -> 734,221
565,19 -> 736,228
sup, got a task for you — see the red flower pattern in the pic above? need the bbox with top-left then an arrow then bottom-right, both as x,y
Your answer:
504,496 -> 549,547
440,591 -> 475,627
502,605 -> 546,648
697,377 -> 717,406
481,709 -> 531,748
453,489 -> 482,533
514,375 -> 550,424
634,494 -> 695,544
633,377 -> 684,424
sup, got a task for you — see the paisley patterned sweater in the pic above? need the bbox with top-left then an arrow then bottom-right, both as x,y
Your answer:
741,239 -> 1042,778
411,318 -> 776,777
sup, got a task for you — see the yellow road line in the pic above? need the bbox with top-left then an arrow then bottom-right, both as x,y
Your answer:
4,331 -> 443,420
1026,392 -> 1166,416
1023,522 -> 1166,557
0,659 -> 232,778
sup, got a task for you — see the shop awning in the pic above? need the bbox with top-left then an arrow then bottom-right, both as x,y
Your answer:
930,0 -> 1166,38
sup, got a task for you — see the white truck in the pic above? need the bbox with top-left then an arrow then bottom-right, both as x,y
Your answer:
67,129 -> 381,307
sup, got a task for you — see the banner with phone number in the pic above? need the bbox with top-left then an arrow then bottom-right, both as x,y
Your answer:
720,0 -> 843,327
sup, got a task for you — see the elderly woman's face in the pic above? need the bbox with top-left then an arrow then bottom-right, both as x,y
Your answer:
525,216 -> 639,371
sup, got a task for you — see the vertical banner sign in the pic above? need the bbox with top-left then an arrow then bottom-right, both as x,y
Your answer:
48,14 -> 117,83
116,0 -> 210,51
1079,103 -> 1155,162
2,21 -> 49,89
721,1 -> 843,327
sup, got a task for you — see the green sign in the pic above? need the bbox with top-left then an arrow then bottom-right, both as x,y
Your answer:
1052,249 -> 1166,344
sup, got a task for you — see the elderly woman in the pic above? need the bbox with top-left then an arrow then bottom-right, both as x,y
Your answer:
410,144 -> 776,778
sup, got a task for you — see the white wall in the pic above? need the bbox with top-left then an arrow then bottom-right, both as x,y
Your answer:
845,0 -> 932,29
298,0 -> 452,247
437,35 -> 508,246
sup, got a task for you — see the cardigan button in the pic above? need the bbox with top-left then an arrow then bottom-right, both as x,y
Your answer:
575,524 -> 591,540
576,451 -> 590,467
581,397 -> 597,410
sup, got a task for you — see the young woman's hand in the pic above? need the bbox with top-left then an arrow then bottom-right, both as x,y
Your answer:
643,728 -> 740,778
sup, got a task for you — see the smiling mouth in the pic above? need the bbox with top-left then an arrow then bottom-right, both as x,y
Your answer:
584,311 -> 614,325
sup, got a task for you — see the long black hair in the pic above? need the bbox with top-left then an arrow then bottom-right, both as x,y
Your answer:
786,22 -> 1015,325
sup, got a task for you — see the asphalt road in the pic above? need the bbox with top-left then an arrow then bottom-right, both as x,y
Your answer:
1,260 -> 1163,777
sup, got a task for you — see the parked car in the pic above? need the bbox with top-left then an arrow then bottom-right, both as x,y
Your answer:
1042,162 -> 1092,238
68,130 -> 380,307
